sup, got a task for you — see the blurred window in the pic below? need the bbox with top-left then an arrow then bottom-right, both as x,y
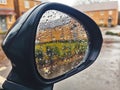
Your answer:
0,16 -> 7,31
0,0 -> 7,4
24,0 -> 30,9
109,11 -> 113,15
99,19 -> 104,24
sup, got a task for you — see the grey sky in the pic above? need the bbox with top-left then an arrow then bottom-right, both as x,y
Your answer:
41,0 -> 120,10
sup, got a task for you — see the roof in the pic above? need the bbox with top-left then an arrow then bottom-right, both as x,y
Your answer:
74,1 -> 118,12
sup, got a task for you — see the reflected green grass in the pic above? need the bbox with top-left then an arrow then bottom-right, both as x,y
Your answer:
35,40 -> 87,61
35,40 -> 88,79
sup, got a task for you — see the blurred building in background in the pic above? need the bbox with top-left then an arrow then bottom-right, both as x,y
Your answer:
0,0 -> 41,32
75,1 -> 118,27
0,0 -> 16,32
74,0 -> 111,5
14,0 -> 41,19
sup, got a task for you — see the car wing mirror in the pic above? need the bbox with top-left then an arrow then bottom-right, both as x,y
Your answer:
2,3 -> 103,90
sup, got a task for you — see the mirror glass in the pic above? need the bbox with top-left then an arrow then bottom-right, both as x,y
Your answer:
35,10 -> 88,79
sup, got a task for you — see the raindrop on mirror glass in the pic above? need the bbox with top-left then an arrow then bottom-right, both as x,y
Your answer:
35,10 -> 88,79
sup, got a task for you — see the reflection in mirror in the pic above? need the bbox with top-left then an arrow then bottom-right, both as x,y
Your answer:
35,10 -> 88,79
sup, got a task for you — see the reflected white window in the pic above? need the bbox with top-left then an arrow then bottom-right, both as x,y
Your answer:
99,19 -> 104,24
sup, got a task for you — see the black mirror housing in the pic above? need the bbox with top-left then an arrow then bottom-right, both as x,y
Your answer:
2,3 -> 103,90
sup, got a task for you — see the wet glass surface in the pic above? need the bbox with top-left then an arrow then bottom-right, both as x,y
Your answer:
35,10 -> 88,79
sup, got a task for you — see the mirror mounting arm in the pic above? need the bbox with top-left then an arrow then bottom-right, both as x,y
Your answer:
2,80 -> 54,90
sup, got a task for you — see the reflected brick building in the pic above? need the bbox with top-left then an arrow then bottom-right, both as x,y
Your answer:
36,18 -> 87,43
